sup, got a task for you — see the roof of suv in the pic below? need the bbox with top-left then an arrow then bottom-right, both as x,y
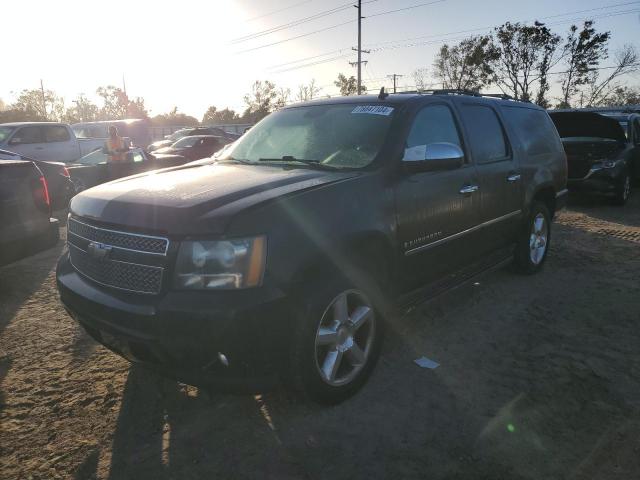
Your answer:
285,91 -> 541,109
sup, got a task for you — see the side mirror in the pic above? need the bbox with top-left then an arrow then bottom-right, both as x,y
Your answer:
403,142 -> 464,173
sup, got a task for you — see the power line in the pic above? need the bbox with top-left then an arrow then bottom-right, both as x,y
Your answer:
232,2 -> 353,44
264,2 -> 639,73
245,0 -> 314,22
235,0 -> 441,54
367,0 -> 447,19
365,1 -> 640,48
236,19 -> 355,54
265,1 -> 637,71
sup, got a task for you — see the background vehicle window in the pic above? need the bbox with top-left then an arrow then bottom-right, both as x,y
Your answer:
44,125 -> 71,143
502,107 -> 561,156
634,120 -> 640,145
460,104 -> 509,164
10,126 -> 44,145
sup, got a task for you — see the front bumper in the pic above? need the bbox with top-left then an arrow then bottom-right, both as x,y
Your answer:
56,251 -> 289,391
567,164 -> 625,195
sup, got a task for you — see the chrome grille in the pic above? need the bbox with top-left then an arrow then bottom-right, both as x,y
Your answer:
68,217 -> 168,255
69,244 -> 163,294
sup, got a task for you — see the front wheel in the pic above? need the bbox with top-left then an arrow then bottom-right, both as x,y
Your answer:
514,201 -> 551,274
289,276 -> 383,404
613,171 -> 631,206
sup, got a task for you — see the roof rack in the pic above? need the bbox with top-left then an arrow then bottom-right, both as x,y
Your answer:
396,89 -> 524,102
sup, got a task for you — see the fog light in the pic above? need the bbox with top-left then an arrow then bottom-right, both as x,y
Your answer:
218,352 -> 229,367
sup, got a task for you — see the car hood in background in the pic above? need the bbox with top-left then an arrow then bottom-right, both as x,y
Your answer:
549,112 -> 627,142
69,163 -> 358,235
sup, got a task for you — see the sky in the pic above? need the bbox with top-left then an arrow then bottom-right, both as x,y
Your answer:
1,0 -> 639,120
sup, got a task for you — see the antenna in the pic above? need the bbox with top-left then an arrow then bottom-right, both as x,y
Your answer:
378,87 -> 389,100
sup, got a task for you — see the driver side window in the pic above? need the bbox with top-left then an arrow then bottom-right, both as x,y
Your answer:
404,105 -> 462,162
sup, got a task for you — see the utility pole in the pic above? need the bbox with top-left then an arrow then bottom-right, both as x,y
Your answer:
387,74 -> 403,93
40,79 -> 47,120
351,0 -> 370,95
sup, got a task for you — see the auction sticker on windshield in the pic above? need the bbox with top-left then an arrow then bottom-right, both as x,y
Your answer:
351,105 -> 394,116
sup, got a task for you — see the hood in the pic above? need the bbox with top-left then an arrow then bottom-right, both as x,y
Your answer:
154,146 -> 181,154
549,112 -> 627,142
70,163 -> 358,235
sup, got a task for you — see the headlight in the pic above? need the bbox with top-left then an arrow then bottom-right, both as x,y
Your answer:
174,236 -> 266,290
593,159 -> 621,169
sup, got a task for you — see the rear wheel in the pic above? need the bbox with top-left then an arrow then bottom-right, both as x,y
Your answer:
289,274 -> 383,404
613,171 -> 631,206
514,201 -> 551,274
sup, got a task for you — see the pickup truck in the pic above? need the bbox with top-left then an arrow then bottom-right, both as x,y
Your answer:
1,160 -> 59,266
57,90 -> 568,404
0,122 -> 104,163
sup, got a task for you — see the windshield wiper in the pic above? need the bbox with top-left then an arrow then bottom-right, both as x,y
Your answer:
258,156 -> 339,170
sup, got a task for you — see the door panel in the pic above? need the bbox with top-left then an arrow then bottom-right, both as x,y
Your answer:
458,103 -> 521,252
7,126 -> 45,159
394,103 -> 482,293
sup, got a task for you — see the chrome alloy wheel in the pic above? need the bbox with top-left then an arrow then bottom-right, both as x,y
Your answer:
529,213 -> 548,265
314,290 -> 376,386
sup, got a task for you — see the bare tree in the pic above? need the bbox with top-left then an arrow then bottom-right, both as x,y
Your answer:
586,45 -> 639,106
296,79 -> 321,101
603,85 -> 640,106
492,22 -> 561,102
412,68 -> 430,92
433,36 -> 498,91
558,21 -> 610,108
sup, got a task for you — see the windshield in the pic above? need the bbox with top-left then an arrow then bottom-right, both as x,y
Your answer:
0,126 -> 16,143
173,136 -> 201,148
218,104 -> 394,169
76,149 -> 107,165
168,130 -> 189,141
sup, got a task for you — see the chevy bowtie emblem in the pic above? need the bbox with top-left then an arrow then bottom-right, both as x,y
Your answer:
87,241 -> 112,260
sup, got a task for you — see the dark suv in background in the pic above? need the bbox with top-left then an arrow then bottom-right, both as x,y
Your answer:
57,91 -> 567,404
550,109 -> 639,204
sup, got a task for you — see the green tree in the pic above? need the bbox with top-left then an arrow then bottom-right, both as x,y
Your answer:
241,80 -> 280,123
433,35 -> 499,92
96,85 -> 148,120
334,74 -> 365,96
150,107 -> 199,126
11,88 -> 65,121
492,22 -> 561,103
558,21 -> 611,108
62,94 -> 100,123
202,106 -> 240,124
603,85 -> 640,106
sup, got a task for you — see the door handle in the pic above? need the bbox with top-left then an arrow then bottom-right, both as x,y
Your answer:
507,173 -> 521,182
459,185 -> 479,194
35,146 -> 45,150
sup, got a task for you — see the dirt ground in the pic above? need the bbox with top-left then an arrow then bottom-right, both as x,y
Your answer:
1,194 -> 639,480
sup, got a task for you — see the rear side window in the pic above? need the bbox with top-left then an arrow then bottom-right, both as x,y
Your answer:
44,125 -> 71,143
459,104 -> 509,164
404,104 -> 462,161
502,107 -> 561,156
10,126 -> 44,145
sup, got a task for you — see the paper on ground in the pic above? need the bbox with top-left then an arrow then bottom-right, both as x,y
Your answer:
414,356 -> 440,369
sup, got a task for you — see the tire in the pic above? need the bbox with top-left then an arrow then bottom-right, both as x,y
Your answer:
613,170 -> 631,206
514,201 -> 551,275
288,273 -> 384,405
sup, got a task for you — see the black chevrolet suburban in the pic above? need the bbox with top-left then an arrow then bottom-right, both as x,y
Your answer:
57,91 -> 567,403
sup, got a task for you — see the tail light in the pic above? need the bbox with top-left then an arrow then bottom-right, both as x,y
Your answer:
32,175 -> 51,214
62,166 -> 70,177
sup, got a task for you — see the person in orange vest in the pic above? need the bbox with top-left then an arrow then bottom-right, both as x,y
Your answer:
104,126 -> 129,179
